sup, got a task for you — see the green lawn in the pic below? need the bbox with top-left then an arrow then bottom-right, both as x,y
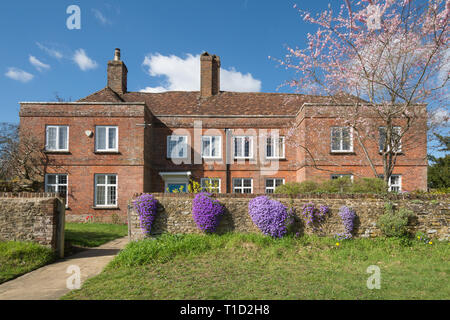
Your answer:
62,233 -> 449,300
64,222 -> 128,248
0,241 -> 55,284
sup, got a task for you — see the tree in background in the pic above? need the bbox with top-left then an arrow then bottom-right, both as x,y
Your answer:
428,133 -> 450,189
276,0 -> 449,187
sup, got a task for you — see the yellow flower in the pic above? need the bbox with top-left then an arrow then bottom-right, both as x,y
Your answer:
417,236 -> 421,239
336,242 -> 340,246
429,241 -> 432,245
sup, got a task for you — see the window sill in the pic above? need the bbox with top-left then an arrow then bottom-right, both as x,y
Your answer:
94,151 -> 120,154
379,152 -> 403,155
330,151 -> 355,155
91,206 -> 120,210
266,157 -> 287,161
44,150 -> 71,154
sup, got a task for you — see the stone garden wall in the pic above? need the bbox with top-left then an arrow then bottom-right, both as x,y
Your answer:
0,192 -> 66,257
128,193 -> 449,242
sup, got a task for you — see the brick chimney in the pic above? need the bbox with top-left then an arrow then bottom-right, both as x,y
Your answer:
107,48 -> 127,94
200,52 -> 220,97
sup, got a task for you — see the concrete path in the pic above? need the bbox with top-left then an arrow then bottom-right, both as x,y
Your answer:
0,236 -> 128,300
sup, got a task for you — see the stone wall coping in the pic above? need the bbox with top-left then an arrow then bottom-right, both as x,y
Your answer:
131,192 -> 449,201
0,192 -> 60,198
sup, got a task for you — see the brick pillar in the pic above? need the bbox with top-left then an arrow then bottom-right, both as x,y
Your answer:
200,52 -> 220,97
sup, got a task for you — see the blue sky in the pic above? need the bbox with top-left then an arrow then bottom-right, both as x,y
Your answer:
0,0 -> 334,124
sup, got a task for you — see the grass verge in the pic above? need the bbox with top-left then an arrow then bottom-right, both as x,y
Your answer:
64,222 -> 128,248
62,233 -> 449,300
0,241 -> 55,284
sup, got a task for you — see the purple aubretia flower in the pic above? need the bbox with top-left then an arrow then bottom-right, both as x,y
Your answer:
192,192 -> 224,233
336,206 -> 356,240
133,194 -> 158,235
248,196 -> 289,238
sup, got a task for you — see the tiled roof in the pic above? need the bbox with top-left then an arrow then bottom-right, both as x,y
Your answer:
78,88 -> 361,116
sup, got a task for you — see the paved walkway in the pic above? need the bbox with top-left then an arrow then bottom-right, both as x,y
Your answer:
0,236 -> 128,300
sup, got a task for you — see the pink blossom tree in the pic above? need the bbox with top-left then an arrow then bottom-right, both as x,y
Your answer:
276,0 -> 448,188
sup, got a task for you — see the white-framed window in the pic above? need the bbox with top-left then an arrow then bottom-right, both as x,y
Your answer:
95,126 -> 118,152
266,136 -> 285,159
331,174 -> 354,182
232,178 -> 253,193
389,175 -> 402,192
379,127 -> 402,153
201,136 -> 221,159
331,127 -> 353,152
200,178 -> 221,193
45,174 -> 68,206
94,174 -> 118,207
234,136 -> 253,159
167,135 -> 188,158
45,125 -> 69,151
265,178 -> 285,193
378,174 -> 402,192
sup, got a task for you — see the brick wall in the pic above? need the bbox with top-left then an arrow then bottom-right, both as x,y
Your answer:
0,193 -> 65,257
128,193 -> 449,242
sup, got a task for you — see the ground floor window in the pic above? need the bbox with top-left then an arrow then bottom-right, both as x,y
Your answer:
45,174 -> 68,206
265,178 -> 284,193
233,178 -> 253,193
388,175 -> 402,192
95,174 -> 117,206
200,178 -> 221,193
331,174 -> 354,181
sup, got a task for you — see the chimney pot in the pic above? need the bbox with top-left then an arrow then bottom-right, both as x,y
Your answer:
114,48 -> 121,61
107,48 -> 127,94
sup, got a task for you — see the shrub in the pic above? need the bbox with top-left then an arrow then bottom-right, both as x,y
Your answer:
336,206 -> 356,240
274,181 -> 319,195
377,203 -> 415,237
350,178 -> 387,194
133,194 -> 158,235
318,177 -> 353,193
248,196 -> 290,238
192,192 -> 225,233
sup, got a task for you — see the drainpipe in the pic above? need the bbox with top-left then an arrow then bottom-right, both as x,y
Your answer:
225,128 -> 231,193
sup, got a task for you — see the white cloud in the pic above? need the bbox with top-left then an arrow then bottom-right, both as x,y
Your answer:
29,55 -> 50,72
5,68 -> 34,83
140,53 -> 261,93
36,42 -> 63,59
92,8 -> 111,25
73,49 -> 98,71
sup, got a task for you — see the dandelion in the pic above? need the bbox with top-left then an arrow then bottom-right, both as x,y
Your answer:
336,242 -> 340,246
429,241 -> 433,245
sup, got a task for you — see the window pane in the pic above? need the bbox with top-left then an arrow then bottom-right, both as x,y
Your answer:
59,186 -> 67,199
47,174 -> 56,184
342,128 -> 351,150
108,175 -> 116,185
331,128 -> 341,151
278,138 -> 284,157
211,137 -> 218,157
47,127 -> 57,150
233,179 -> 242,188
58,127 -> 67,150
266,179 -> 274,187
96,175 -> 105,185
96,186 -> 105,205
202,137 -> 210,157
107,186 -> 116,205
275,179 -> 284,187
58,175 -> 67,185
234,137 -> 242,157
243,179 -> 252,187
244,138 -> 250,157
46,185 -> 56,192
267,138 -> 273,157
108,128 -> 117,149
97,127 -> 106,150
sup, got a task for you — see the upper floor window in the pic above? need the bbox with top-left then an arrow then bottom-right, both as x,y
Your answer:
201,136 -> 221,159
96,126 -> 118,152
46,125 -> 68,151
234,136 -> 253,159
167,135 -> 188,158
266,136 -> 285,159
379,127 -> 402,153
233,178 -> 253,193
265,178 -> 285,193
331,127 -> 353,152
200,178 -> 221,193
95,174 -> 117,207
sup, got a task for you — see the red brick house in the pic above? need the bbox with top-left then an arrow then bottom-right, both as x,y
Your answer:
19,49 -> 427,222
